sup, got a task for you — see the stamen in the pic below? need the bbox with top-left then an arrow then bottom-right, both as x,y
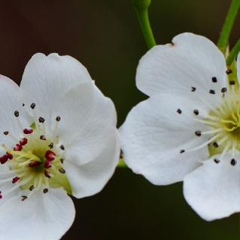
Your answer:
221,87 -> 227,93
38,117 -> 45,123
214,158 -> 220,164
230,158 -> 236,166
56,116 -> 61,122
14,111 -> 19,117
40,135 -> 46,140
195,130 -> 201,137
43,188 -> 48,193
19,138 -> 28,146
176,109 -> 182,114
21,196 -> 28,201
23,128 -> 33,135
193,109 -> 199,115
30,103 -> 36,109
212,77 -> 217,83
59,168 -> 65,174
191,87 -> 196,92
12,177 -> 20,184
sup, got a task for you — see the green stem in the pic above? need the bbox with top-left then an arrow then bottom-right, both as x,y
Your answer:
134,2 -> 156,49
217,0 -> 240,52
227,39 -> 240,66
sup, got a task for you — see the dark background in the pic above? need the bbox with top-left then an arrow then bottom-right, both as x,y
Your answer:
0,0 -> 239,239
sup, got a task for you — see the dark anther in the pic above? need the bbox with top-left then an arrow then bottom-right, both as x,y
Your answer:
29,161 -> 41,168
60,145 -> 65,150
22,103 -> 25,107
191,87 -> 196,92
12,177 -> 20,184
60,158 -> 64,164
14,110 -> 19,117
38,117 -> 45,123
193,109 -> 199,115
48,143 -> 54,149
56,116 -> 61,121
3,131 -> 9,135
179,149 -> 185,154
231,159 -> 236,166
43,188 -> 48,194
29,185 -> 34,191
214,159 -> 220,164
221,87 -> 227,93
59,168 -> 66,174
195,130 -> 201,137
209,89 -> 215,94
213,142 -> 219,148
40,135 -> 46,140
229,81 -> 235,85
176,109 -> 182,114
212,77 -> 217,83
23,129 -> 33,134
19,138 -> 28,146
0,155 -> 9,164
30,103 -> 36,109
21,196 -> 28,201
226,69 -> 232,75
44,171 -> 51,178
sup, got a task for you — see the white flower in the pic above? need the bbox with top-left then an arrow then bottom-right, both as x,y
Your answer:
120,33 -> 240,220
0,53 -> 120,240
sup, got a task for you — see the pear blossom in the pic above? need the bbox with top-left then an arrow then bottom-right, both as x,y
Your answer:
0,53 -> 120,240
120,33 -> 240,220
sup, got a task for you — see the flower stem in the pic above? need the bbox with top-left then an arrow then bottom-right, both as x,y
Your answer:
133,0 -> 156,49
227,39 -> 240,66
217,0 -> 240,52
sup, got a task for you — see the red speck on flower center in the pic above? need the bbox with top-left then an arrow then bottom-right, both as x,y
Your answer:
45,150 -> 56,162
45,162 -> 52,169
29,161 -> 41,168
12,177 -> 20,184
14,144 -> 23,151
7,153 -> 13,160
23,129 -> 33,134
0,155 -> 9,164
19,138 -> 28,146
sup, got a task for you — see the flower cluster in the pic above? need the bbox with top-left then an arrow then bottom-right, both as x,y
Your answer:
0,53 -> 120,240
120,33 -> 240,221
1,32 -> 239,239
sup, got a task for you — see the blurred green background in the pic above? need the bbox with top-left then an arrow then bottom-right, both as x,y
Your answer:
0,0 -> 239,239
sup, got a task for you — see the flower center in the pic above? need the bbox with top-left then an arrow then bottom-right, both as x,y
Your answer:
0,104 -> 72,201
206,87 -> 240,155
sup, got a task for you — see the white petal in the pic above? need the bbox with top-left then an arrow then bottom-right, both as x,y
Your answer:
0,189 -> 75,240
20,53 -> 93,121
56,82 -> 117,165
137,33 -> 227,104
0,75 -> 31,149
120,93 -> 210,185
184,154 -> 240,221
65,130 -> 120,198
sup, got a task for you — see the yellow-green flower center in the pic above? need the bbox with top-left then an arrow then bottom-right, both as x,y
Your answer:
0,110 -> 72,201
207,88 -> 240,155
